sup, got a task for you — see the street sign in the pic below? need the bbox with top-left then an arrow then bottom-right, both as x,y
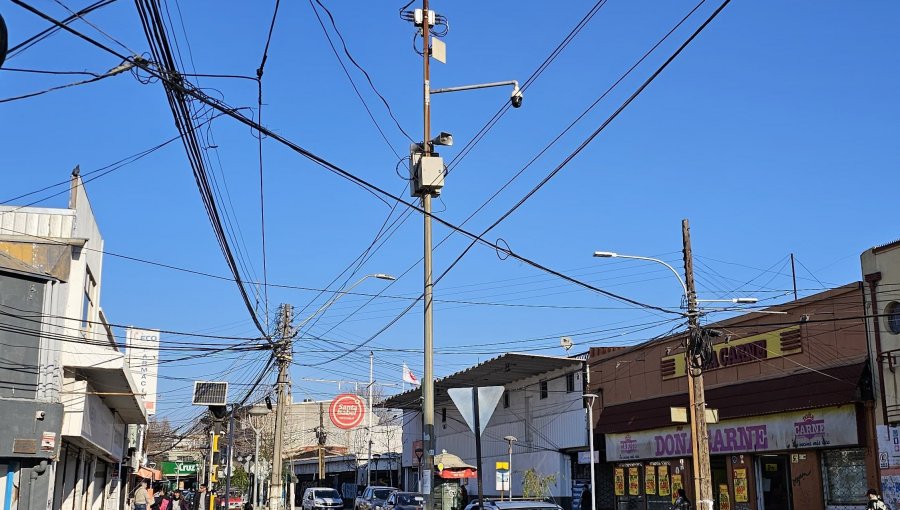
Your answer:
496,461 -> 509,471
329,393 -> 366,430
670,406 -> 719,424
496,470 -> 510,491
448,386 -> 504,436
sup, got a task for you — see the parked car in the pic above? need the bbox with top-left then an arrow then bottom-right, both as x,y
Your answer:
383,492 -> 424,510
302,487 -> 344,510
355,487 -> 398,510
463,501 -> 562,510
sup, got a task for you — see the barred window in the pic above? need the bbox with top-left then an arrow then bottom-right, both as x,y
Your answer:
822,449 -> 867,505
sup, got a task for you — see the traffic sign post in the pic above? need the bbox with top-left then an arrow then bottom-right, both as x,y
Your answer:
448,386 -> 504,509
496,462 -> 509,499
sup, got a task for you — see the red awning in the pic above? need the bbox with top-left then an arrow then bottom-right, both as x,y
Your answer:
439,468 -> 476,479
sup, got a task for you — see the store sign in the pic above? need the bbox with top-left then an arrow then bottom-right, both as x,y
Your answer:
605,406 -> 858,461
161,462 -> 199,477
660,326 -> 802,380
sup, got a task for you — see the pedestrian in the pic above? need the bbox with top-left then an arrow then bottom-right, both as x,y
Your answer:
867,488 -> 888,510
671,488 -> 691,510
171,491 -> 189,510
193,484 -> 210,510
134,481 -> 151,510
581,487 -> 592,510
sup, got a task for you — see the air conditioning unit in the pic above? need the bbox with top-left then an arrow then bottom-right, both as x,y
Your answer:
192,381 -> 229,406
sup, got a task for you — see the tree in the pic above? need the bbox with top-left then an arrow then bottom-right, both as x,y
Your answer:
521,468 -> 556,500
231,466 -> 250,494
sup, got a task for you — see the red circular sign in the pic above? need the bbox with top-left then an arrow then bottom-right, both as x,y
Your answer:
329,393 -> 366,430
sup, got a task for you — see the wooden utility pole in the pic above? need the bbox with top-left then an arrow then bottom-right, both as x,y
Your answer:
269,304 -> 293,510
318,402 -> 326,479
682,219 -> 713,510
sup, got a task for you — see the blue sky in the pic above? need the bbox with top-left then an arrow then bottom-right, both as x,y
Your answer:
1,0 -> 898,427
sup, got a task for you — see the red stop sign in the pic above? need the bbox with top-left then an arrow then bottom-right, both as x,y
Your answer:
329,393 -> 366,430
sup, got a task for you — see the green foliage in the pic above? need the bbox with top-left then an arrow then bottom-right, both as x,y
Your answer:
231,466 -> 250,493
521,468 -> 556,499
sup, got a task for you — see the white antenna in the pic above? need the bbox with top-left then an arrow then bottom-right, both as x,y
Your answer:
560,336 -> 574,351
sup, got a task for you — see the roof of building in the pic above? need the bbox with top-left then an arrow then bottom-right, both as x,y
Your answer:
380,353 -> 584,410
0,250 -> 55,280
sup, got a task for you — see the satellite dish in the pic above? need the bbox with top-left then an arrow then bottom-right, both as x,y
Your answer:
560,336 -> 573,351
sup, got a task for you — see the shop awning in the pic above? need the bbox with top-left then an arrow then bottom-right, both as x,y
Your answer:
136,466 -> 162,481
434,452 -> 476,479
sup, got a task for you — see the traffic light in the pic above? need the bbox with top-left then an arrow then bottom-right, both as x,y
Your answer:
212,434 -> 221,465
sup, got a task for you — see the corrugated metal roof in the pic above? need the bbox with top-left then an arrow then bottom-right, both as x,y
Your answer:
380,352 -> 583,410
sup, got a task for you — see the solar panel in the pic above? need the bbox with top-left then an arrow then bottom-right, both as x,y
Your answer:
192,381 -> 229,405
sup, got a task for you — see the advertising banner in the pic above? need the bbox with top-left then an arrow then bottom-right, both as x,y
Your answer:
605,406 -> 857,461
126,328 -> 160,415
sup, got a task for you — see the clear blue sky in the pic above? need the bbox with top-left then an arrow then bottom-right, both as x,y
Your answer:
2,0 -> 898,427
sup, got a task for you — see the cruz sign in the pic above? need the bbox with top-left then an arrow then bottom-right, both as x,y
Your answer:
329,393 -> 366,430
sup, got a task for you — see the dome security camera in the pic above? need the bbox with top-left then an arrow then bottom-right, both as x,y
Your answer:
510,85 -> 523,108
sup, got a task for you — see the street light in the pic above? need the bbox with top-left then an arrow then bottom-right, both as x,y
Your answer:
246,406 -> 270,510
502,436 -> 517,501
581,396 -> 599,510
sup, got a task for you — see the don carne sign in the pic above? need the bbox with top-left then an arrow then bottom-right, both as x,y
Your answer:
605,406 -> 857,462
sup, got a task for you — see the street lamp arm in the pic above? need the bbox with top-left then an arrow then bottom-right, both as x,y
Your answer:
430,80 -> 518,95
593,252 -> 688,300
295,273 -> 396,331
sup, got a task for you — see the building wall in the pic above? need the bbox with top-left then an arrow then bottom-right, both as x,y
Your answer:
594,284 -> 866,408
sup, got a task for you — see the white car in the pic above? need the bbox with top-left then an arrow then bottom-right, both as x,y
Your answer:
302,487 -> 344,510
463,501 -> 562,510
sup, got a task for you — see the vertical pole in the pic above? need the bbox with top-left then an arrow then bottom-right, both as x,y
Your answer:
225,406 -> 236,510
472,388 -> 484,507
319,402 -> 326,480
507,441 -> 513,501
368,352 -> 374,487
586,365 -> 596,510
421,1 -> 436,510
255,429 -> 261,509
209,431 -> 215,488
682,219 -> 712,510
790,253 -> 798,301
270,304 -> 293,510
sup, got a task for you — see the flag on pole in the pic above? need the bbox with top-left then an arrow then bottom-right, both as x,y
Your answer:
403,363 -> 420,385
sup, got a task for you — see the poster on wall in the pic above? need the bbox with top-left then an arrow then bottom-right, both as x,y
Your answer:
658,466 -> 670,496
672,474 -> 683,501
644,465 -> 656,495
628,467 -> 640,495
733,468 -> 748,503
614,468 -> 625,496
719,484 -> 731,510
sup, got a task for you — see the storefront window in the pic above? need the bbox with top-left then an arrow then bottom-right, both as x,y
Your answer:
822,449 -> 866,505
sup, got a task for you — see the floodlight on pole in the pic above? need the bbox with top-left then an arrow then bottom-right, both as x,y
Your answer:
503,436 -> 517,501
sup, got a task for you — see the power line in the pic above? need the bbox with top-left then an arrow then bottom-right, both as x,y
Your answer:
5,0 -> 117,61
0,60 -> 133,104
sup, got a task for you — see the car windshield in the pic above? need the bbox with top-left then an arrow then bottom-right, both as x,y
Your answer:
373,490 -> 393,500
397,495 -> 424,506
315,490 -> 341,499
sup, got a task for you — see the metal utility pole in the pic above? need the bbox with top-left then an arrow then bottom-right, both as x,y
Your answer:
269,304 -> 293,510
368,351 -> 374,487
419,0 -> 436,508
585,365 -> 597,510
790,253 -> 798,301
318,402 -> 326,480
682,219 -> 713,510
224,406 -> 236,509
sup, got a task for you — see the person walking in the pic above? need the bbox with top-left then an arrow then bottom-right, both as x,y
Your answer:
170,491 -> 189,510
671,488 -> 691,510
134,481 -> 151,510
867,488 -> 888,510
193,485 -> 210,510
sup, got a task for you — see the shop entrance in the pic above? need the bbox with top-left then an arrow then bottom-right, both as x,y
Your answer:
710,458 -> 728,510
758,455 -> 791,510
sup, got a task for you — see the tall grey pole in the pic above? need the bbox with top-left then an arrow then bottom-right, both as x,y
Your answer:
420,1 -> 436,509
586,365 -> 596,510
270,305 -> 293,510
225,406 -> 236,510
368,351 -> 374,487
472,388 -> 484,507
254,430 -> 261,509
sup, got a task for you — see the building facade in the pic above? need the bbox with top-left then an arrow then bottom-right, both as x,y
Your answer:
383,354 -> 588,510
861,239 -> 900,507
0,170 -> 148,510
589,284 -> 876,510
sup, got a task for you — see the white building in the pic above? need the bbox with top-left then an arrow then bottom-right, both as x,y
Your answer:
382,353 -> 588,509
0,169 -> 148,510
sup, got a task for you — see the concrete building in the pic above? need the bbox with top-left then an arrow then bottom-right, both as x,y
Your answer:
861,239 -> 900,506
0,170 -> 148,510
588,284 -> 876,510
382,353 -> 588,510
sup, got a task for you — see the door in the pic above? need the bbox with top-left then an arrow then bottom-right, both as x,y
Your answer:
757,456 -> 791,510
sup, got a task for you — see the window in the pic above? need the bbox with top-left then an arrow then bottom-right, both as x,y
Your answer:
822,449 -> 866,505
539,380 -> 548,399
886,301 -> 900,334
503,392 -> 510,409
566,373 -> 576,393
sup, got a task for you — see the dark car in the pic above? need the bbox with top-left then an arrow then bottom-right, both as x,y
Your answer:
355,487 -> 398,510
464,501 -> 562,510
383,493 -> 424,510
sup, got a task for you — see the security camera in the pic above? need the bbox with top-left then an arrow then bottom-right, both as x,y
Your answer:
36,410 -> 46,420
510,85 -> 523,108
